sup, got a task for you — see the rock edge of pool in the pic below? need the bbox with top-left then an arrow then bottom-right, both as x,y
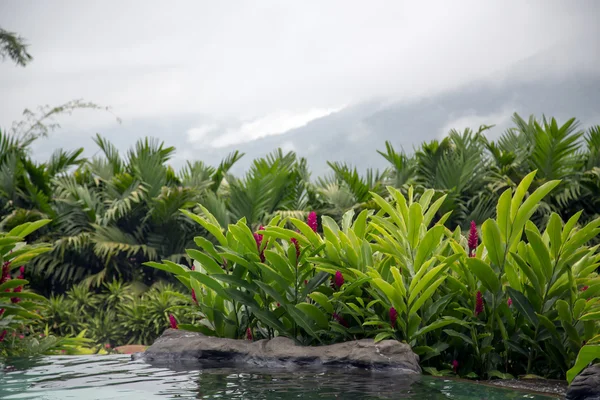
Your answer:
132,329 -> 600,399
133,328 -> 421,373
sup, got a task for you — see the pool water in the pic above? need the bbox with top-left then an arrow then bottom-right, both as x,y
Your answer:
0,355 -> 558,399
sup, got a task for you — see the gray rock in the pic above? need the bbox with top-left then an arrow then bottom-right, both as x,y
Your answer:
137,329 -> 421,374
567,364 -> 600,400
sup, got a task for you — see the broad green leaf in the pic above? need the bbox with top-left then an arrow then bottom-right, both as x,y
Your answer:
466,258 -> 500,293
309,292 -> 334,314
143,261 -> 188,275
580,312 -> 600,321
0,279 -> 28,291
414,225 -> 445,272
567,345 -> 600,383
374,332 -> 394,343
409,276 -> 446,315
407,202 -> 423,249
546,213 -> 563,259
496,189 -> 512,240
189,271 -> 228,299
186,249 -> 224,275
556,300 -> 572,324
482,219 -> 505,267
181,209 -> 227,246
525,228 -> 552,281
296,303 -> 329,329
414,317 -> 468,337
506,287 -> 539,326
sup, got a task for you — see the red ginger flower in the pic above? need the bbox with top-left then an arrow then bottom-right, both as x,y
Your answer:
1,261 -> 10,284
246,327 -> 253,341
307,211 -> 318,233
0,330 -> 6,342
468,221 -> 478,257
18,266 -> 24,279
582,286 -> 589,292
507,298 -> 512,307
290,237 -> 301,260
254,225 -> 266,262
191,289 -> 198,305
452,359 -> 459,373
389,307 -> 398,328
334,271 -> 344,289
475,291 -> 484,316
169,314 -> 178,329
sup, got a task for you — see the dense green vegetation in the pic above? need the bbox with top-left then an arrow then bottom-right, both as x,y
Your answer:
1,112 -> 600,379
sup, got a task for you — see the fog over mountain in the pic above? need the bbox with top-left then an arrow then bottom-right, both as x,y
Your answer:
1,1 -> 599,178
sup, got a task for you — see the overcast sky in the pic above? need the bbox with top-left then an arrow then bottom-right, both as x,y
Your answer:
1,1 -> 599,162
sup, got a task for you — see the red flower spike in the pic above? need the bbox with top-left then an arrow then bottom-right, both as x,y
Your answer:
169,314 -> 178,329
191,289 -> 198,305
290,238 -> 301,260
0,261 -> 10,284
389,307 -> 398,328
468,221 -> 478,257
246,327 -> 253,341
452,360 -> 459,373
307,211 -> 318,233
475,291 -> 484,316
507,298 -> 512,307
18,266 -> 24,279
334,271 -> 344,289
0,330 -> 6,342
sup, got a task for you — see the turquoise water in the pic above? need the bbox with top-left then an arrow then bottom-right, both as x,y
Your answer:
0,355 -> 558,399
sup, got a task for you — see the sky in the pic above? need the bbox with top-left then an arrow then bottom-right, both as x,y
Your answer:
1,1 -> 600,168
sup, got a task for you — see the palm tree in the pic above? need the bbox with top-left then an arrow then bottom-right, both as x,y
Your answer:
0,27 -> 33,66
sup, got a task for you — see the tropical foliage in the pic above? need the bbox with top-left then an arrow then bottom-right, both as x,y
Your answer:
37,280 -> 196,347
0,220 -> 91,356
2,111 -> 600,381
147,174 -> 600,381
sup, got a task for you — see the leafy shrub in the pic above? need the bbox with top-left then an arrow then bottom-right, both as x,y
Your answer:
39,280 -> 195,347
146,170 -> 600,381
0,220 -> 92,356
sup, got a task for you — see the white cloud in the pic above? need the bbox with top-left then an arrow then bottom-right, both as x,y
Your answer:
206,108 -> 341,148
0,0 -> 598,150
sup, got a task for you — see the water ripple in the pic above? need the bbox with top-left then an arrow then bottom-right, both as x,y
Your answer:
0,355 -> 558,400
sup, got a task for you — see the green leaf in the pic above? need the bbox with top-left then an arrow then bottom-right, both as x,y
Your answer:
414,317 -> 468,338
482,219 -> 505,267
496,189 -> 512,240
143,261 -> 188,275
466,258 -> 500,293
525,228 -> 552,281
0,279 -> 28,291
189,271 -> 228,299
212,274 -> 259,293
309,292 -> 333,314
414,225 -> 445,272
374,332 -> 393,343
506,287 -> 539,326
546,213 -> 563,259
567,345 -> 600,383
181,208 -> 227,246
443,329 -> 473,345
556,299 -> 572,324
580,312 -> 600,321
407,202 -> 423,249
0,291 -> 47,302
286,305 -> 322,341
296,303 -> 329,329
